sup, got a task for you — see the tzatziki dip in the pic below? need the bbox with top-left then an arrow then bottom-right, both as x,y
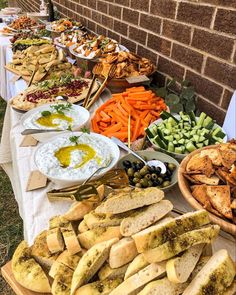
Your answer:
35,133 -> 114,180
23,103 -> 88,130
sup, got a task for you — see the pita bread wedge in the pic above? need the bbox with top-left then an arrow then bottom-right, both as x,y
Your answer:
191,174 -> 220,185
191,185 -> 223,218
230,164 -> 236,180
216,168 -> 236,186
219,146 -> 236,169
206,185 -> 233,219
186,155 -> 214,177
200,149 -> 222,166
184,174 -> 201,184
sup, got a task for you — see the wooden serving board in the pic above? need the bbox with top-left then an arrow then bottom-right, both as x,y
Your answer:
178,145 -> 236,236
1,261 -> 51,295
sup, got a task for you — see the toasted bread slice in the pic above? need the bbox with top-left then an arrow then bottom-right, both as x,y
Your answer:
120,200 -> 173,236
78,226 -> 122,249
110,262 -> 166,295
124,254 -> 149,280
132,210 -> 210,253
12,241 -> 51,293
200,149 -> 222,166
47,227 -> 65,254
84,211 -> 125,229
71,238 -> 118,294
206,185 -> 233,219
78,220 -> 89,233
182,249 -> 236,295
95,187 -> 164,214
186,154 -> 214,177
166,244 -> 204,283
61,227 -> 81,255
191,174 -> 220,185
98,263 -> 129,280
138,277 -> 187,295
51,263 -> 73,295
109,237 -> 138,268
219,145 -> 236,169
74,278 -> 122,295
143,225 -> 220,263
49,215 -> 70,229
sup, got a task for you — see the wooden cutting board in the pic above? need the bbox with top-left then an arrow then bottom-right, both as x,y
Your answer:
1,261 -> 51,295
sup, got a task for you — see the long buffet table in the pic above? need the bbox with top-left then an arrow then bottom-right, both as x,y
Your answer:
0,24 -> 235,259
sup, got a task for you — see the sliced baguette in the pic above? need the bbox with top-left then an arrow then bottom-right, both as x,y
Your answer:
120,200 -> 173,236
166,243 -> 204,283
110,262 -> 166,295
47,228 -> 65,254
95,187 -> 164,214
138,277 -> 188,295
84,211 -> 125,229
225,279 -> 236,295
182,249 -> 236,295
132,210 -> 210,253
49,215 -> 70,229
98,263 -> 129,280
78,226 -> 121,249
74,278 -> 122,295
61,227 -> 81,255
78,220 -> 89,233
51,263 -> 73,295
71,238 -> 119,294
12,241 -> 51,293
124,254 -> 149,280
56,250 -> 81,270
144,225 -> 219,263
109,237 -> 138,268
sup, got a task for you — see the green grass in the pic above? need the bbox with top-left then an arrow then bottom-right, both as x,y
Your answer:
0,0 -> 7,9
0,98 -> 23,295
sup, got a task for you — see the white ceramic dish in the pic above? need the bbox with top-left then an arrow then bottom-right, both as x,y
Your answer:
21,103 -> 90,131
34,132 -> 120,185
147,114 -> 227,160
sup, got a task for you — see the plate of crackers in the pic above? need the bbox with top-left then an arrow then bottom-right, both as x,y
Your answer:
178,140 -> 236,235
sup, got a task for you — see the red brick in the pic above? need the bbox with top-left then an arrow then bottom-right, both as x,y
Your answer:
197,97 -> 226,125
162,20 -> 191,45
192,29 -> 234,61
83,7 -> 92,18
101,15 -> 113,29
129,26 -> 147,45
221,89 -> 234,110
177,2 -> 214,28
88,0 -> 96,8
121,37 -> 137,52
214,9 -> 236,36
137,45 -> 157,65
150,0 -> 177,19
185,70 -> 223,104
97,24 -> 107,36
147,34 -> 171,56
97,1 -> 108,13
140,14 -> 161,34
205,58 -> 236,89
80,0 -> 88,5
199,0 -> 236,9
114,0 -> 129,5
107,30 -> 121,42
92,10 -> 102,23
158,56 -> 185,81
88,20 -> 96,32
131,0 -> 150,12
109,4 -> 122,19
123,8 -> 139,25
171,44 -> 203,73
114,20 -> 128,36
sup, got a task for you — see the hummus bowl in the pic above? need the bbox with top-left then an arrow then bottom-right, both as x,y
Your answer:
34,132 -> 120,185
21,103 -> 90,131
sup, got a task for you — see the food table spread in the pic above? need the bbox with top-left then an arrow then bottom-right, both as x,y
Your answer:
0,14 -> 235,295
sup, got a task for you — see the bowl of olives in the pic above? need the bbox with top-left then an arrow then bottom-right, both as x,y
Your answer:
117,150 -> 179,190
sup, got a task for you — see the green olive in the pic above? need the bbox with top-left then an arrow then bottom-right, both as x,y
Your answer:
140,166 -> 149,176
133,177 -> 140,184
127,168 -> 134,177
134,172 -> 141,179
135,183 -> 142,188
157,177 -> 163,184
151,174 -> 158,180
144,174 -> 152,180
162,180 -> 171,187
147,180 -> 153,187
140,178 -> 149,187
168,163 -> 176,171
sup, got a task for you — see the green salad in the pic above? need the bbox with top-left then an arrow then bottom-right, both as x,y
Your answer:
146,111 -> 226,154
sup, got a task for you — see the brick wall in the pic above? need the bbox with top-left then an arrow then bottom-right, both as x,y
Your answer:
16,0 -> 236,124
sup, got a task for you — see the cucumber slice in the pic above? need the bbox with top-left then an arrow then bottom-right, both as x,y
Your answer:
204,139 -> 209,146
168,142 -> 174,152
196,143 -> 204,148
179,139 -> 185,144
203,116 -> 214,128
175,146 -> 183,154
153,135 -> 167,149
188,111 -> 196,126
197,112 -> 207,127
160,111 -> 179,123
145,127 -> 155,138
186,142 -> 197,152
193,134 -> 199,142
213,127 -> 226,139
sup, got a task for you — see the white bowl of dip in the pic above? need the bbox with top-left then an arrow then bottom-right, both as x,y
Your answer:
34,132 -> 120,186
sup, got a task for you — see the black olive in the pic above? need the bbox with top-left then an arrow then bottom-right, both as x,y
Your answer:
132,162 -> 138,171
163,176 -> 171,181
137,162 -> 145,169
153,180 -> 160,186
164,162 -> 169,167
149,166 -> 156,173
165,169 -> 172,177
123,160 -> 132,168
155,167 -> 161,175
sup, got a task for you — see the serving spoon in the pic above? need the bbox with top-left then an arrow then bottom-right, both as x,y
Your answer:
111,136 -> 167,174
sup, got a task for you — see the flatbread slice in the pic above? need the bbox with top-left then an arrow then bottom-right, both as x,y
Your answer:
206,185 -> 233,219
186,154 -> 214,177
200,148 -> 222,166
191,174 -> 220,185
216,168 -> 236,186
219,145 -> 236,169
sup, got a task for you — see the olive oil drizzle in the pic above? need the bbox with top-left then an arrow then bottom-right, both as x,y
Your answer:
36,113 -> 73,128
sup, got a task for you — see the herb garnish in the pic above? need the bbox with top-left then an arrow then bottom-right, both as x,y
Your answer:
69,128 -> 90,145
41,110 -> 51,117
80,126 -> 90,134
50,103 -> 72,115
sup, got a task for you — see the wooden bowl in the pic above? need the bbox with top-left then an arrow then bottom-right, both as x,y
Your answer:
178,145 -> 236,235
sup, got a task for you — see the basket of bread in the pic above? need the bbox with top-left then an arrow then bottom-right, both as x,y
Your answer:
178,140 -> 236,235
6,186 -> 236,294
